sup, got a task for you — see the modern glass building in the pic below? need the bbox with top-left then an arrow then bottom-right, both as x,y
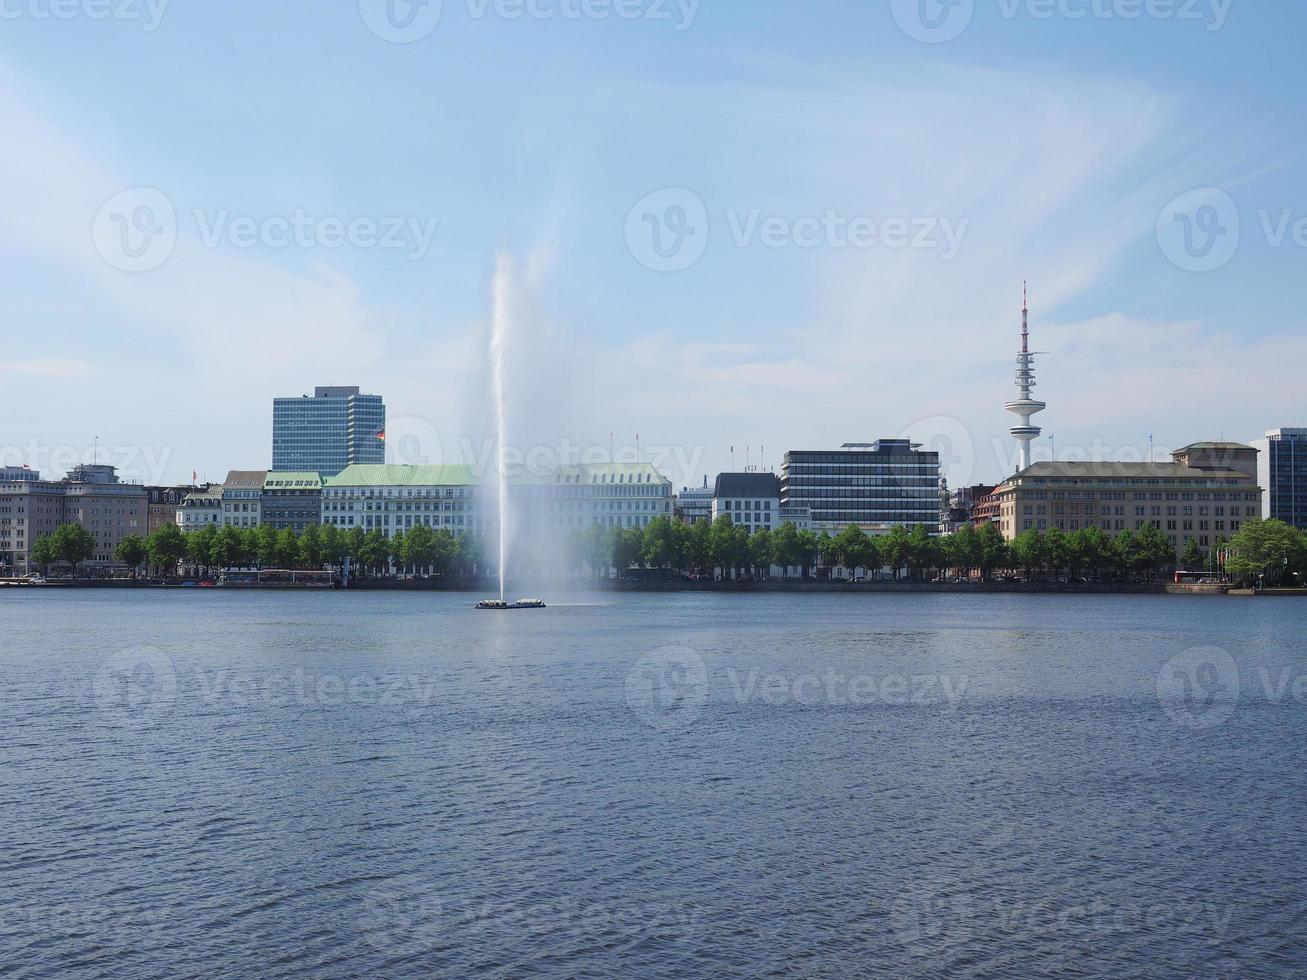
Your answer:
1254,428 -> 1307,529
780,439 -> 941,533
272,386 -> 386,477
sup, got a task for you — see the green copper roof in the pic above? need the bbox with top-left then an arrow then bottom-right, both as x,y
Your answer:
324,464 -> 480,487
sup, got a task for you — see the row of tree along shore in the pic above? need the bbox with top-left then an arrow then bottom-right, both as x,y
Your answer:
22,515 -> 1307,590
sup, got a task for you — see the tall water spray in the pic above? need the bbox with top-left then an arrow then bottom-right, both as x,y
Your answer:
490,254 -> 511,602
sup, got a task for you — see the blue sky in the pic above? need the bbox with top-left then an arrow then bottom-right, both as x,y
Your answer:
1,0 -> 1303,488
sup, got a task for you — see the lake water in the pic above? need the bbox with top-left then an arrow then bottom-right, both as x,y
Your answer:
2,590 -> 1305,977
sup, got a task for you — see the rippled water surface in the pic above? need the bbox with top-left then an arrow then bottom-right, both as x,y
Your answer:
3,590 -> 1306,977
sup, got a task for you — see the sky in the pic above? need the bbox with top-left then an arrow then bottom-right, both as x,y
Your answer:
1,0 -> 1304,490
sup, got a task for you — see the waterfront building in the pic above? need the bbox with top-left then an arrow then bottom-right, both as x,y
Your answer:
261,472 -> 323,533
780,439 -> 942,534
712,472 -> 781,534
221,470 -> 267,529
943,483 -> 996,533
272,386 -> 386,477
513,462 -> 674,535
0,465 -> 147,574
1252,428 -> 1307,529
675,479 -> 714,524
177,487 -> 222,532
0,465 -> 39,483
0,473 -> 64,575
986,442 -> 1262,557
146,485 -> 194,536
322,464 -> 480,537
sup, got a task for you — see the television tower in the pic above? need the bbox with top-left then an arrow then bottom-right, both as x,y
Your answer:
1006,282 -> 1046,472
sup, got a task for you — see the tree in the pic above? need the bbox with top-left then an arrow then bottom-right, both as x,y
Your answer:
254,524 -> 279,568
146,523 -> 188,577
1180,537 -> 1203,571
321,523 -> 347,570
402,524 -> 437,575
708,516 -> 752,579
1134,523 -> 1175,581
642,516 -> 681,570
275,528 -> 300,569
947,524 -> 982,579
976,522 -> 1007,581
749,527 -> 774,577
1111,529 -> 1139,579
115,534 -> 148,578
880,525 -> 910,581
1009,529 -> 1044,578
299,524 -> 324,569
186,524 -> 219,576
1043,526 -> 1069,579
360,529 -> 389,577
213,526 -> 246,570
30,534 -> 55,575
772,522 -> 800,579
52,524 -> 96,576
1226,519 -> 1307,586
1072,526 -> 1110,581
795,529 -> 820,580
906,525 -> 940,580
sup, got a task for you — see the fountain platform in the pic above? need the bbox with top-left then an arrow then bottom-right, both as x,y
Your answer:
476,599 -> 547,610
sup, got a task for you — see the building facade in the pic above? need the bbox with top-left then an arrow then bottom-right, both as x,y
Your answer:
147,485 -> 193,536
221,470 -> 267,528
322,464 -> 480,537
780,439 -> 941,534
177,487 -> 223,532
272,386 -> 386,477
675,481 -> 714,524
1253,428 -> 1307,529
712,473 -> 781,534
261,472 -> 323,533
0,465 -> 147,574
513,462 -> 674,535
987,442 -> 1262,557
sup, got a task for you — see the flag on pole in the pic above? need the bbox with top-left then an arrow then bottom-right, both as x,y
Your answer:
377,431 -> 386,441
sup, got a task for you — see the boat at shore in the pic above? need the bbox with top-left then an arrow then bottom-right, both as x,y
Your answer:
476,598 -> 547,610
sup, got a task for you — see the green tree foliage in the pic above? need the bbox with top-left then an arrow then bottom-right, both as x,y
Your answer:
114,534 -> 149,577
146,523 -> 187,576
52,523 -> 96,574
1226,519 -> 1307,586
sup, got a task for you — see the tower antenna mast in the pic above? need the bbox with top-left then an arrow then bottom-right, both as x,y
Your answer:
1006,282 -> 1047,472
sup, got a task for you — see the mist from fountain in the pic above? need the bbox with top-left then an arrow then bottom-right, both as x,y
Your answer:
490,253 -> 511,602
